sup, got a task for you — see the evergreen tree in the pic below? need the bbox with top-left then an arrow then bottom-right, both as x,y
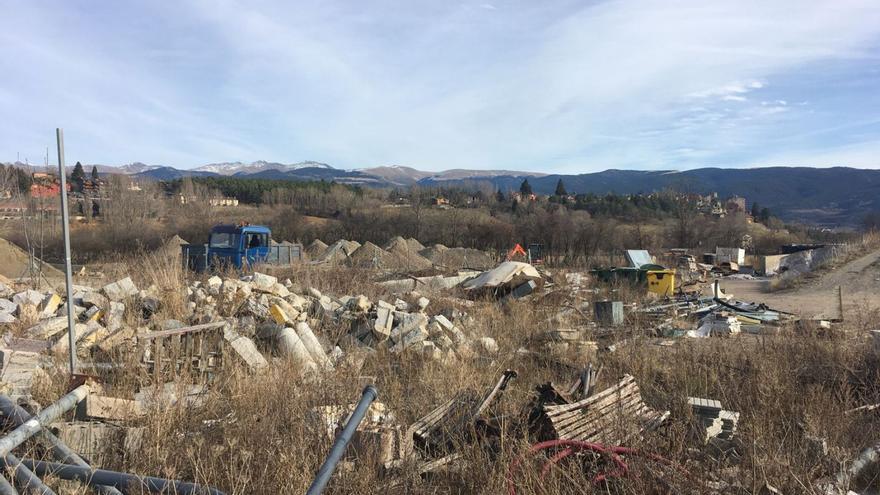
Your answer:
496,189 -> 505,202
520,178 -> 533,195
555,178 -> 567,196
71,162 -> 85,182
91,165 -> 99,180
750,202 -> 761,219
760,207 -> 771,222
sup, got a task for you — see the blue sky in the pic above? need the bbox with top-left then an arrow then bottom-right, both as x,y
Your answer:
2,0 -> 880,172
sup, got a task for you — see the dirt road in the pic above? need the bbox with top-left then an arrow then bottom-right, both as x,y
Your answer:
719,247 -> 880,319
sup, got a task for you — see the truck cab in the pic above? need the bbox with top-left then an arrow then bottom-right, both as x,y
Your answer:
207,224 -> 271,269
182,224 -> 302,272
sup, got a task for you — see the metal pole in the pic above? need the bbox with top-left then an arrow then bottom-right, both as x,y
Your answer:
0,395 -> 122,495
55,128 -> 76,375
0,384 -> 89,458
20,460 -> 225,495
0,475 -> 17,495
305,385 -> 378,495
2,453 -> 55,495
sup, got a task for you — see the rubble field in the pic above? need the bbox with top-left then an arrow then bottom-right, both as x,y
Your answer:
0,248 -> 878,495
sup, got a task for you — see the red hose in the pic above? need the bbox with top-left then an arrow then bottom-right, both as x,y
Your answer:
507,439 -> 689,495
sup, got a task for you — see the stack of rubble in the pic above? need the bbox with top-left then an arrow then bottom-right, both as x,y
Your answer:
1,268 -> 501,399
688,397 -> 739,443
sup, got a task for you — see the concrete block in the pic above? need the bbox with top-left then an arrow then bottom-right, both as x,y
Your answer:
417,297 -> 430,311
432,314 -> 454,331
594,301 -> 624,326
103,301 -> 125,332
390,325 -> 428,352
13,290 -> 44,308
390,313 -> 428,343
373,307 -> 394,341
27,316 -> 69,339
51,323 -> 93,354
225,332 -> 268,371
0,299 -> 17,314
478,337 -> 499,355
80,395 -> 144,421
80,291 -> 108,309
250,272 -> 277,293
39,293 -> 63,318
102,277 -> 138,302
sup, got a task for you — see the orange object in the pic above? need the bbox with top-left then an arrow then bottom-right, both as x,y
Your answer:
507,243 -> 528,261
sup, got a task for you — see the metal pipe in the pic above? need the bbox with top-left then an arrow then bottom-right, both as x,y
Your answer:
3,453 -> 55,495
0,474 -> 17,495
0,395 -> 122,495
0,385 -> 89,458
55,128 -> 76,375
19,460 -> 224,495
305,385 -> 378,495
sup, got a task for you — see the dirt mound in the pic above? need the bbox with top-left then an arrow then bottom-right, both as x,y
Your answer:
305,239 -> 329,259
0,237 -> 65,280
316,239 -> 361,265
383,236 -> 410,251
385,243 -> 433,272
348,242 -> 391,268
406,237 -> 425,252
419,244 -> 449,259
421,246 -> 496,271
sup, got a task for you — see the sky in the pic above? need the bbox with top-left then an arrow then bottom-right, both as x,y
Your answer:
2,0 -> 880,173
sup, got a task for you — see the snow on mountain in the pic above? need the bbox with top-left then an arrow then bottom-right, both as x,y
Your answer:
193,160 -> 332,176
118,162 -> 162,174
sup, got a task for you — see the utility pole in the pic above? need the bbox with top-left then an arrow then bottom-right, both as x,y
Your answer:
56,129 -> 76,375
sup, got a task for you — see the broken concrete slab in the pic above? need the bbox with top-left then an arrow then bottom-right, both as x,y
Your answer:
225,331 -> 268,371
80,290 -> 108,309
390,325 -> 428,353
39,293 -> 63,318
478,337 -> 499,355
13,290 -> 44,308
78,395 -> 145,421
251,272 -> 278,293
0,299 -> 16,314
0,349 -> 43,400
27,316 -> 69,339
373,307 -> 394,341
390,313 -> 428,343
103,301 -> 125,332
102,277 -> 138,302
51,323 -> 93,354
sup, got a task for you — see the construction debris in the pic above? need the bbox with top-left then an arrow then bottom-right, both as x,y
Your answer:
532,374 -> 669,444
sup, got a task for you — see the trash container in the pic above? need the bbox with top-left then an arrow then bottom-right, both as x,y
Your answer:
646,269 -> 675,296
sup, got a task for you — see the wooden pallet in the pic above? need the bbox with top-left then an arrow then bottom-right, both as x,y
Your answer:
541,374 -> 669,444
138,321 -> 227,383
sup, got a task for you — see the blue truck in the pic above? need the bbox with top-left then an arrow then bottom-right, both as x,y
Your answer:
181,224 -> 303,272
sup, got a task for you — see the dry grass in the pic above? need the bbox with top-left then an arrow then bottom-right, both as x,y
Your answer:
23,257 -> 880,495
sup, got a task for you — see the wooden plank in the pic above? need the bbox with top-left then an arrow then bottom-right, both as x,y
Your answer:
138,321 -> 226,341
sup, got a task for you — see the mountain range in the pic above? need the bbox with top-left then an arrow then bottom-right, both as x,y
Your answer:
4,160 -> 878,227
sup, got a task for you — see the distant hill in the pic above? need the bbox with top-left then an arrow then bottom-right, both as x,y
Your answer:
420,167 -> 880,226
5,159 -> 877,226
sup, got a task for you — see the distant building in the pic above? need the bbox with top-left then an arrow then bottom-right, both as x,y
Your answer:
209,197 -> 239,207
725,196 -> 746,213
30,173 -> 69,198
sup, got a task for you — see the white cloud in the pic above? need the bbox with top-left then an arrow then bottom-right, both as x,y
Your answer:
1,0 -> 880,171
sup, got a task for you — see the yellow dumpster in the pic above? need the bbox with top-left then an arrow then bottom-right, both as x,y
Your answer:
646,269 -> 675,296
